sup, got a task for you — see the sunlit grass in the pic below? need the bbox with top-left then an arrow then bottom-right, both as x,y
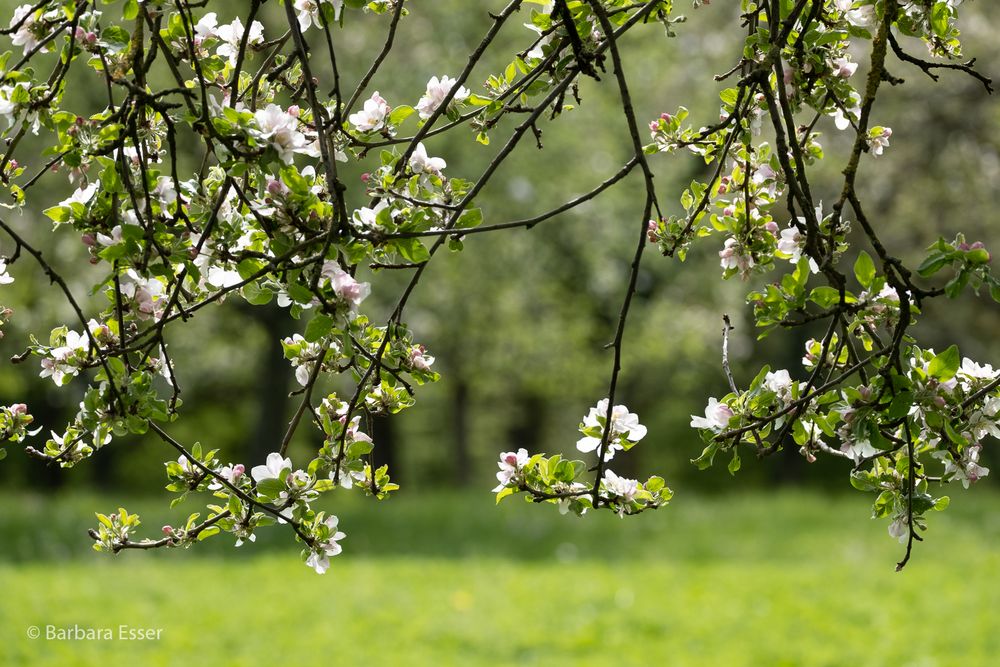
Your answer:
1,489 -> 997,666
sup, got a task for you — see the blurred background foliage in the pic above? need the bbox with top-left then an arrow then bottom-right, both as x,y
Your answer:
0,0 -> 998,499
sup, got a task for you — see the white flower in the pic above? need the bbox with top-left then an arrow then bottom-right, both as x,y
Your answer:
408,142 -> 446,175
0,83 -> 27,127
888,515 -> 908,543
206,265 -> 243,289
96,225 -> 123,248
493,447 -> 529,490
348,92 -> 391,133
59,182 -> 99,209
119,270 -> 166,320
576,399 -> 647,461
831,56 -> 858,78
958,358 -> 996,384
833,92 -> 861,131
845,5 -> 875,27
416,75 -> 470,120
719,237 -> 755,274
764,369 -> 793,399
602,469 -> 639,505
254,104 -> 319,164
296,0 -> 342,31
216,17 -> 265,66
250,452 -> 292,483
208,463 -> 245,491
410,345 -> 434,371
9,4 -> 39,55
194,12 -> 218,41
937,445 -> 990,489
321,261 -> 370,306
153,176 -> 177,208
0,259 -> 13,285
353,200 -> 391,229
306,515 -> 346,574
690,397 -> 734,432
867,127 -> 892,157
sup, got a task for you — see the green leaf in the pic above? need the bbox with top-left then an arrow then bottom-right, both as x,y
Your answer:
304,314 -> 334,342
454,208 -> 483,229
853,250 -> 875,288
255,478 -> 285,499
727,450 -> 741,476
495,486 -> 515,504
196,526 -> 221,541
930,2 -> 951,37
886,392 -> 913,421
928,345 -> 960,383
43,206 -> 71,223
395,238 -> 430,264
388,105 -> 415,126
917,252 -> 949,277
691,441 -> 720,470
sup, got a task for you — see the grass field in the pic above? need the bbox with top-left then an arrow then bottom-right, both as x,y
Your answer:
1,488 -> 998,666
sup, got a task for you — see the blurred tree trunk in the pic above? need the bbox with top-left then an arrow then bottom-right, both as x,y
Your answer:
249,304 -> 291,463
371,413 -> 397,480
506,389 -> 546,460
451,378 -> 471,486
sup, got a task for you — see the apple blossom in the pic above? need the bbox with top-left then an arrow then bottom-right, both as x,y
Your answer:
0,259 -> 13,285
9,4 -> 39,54
254,104 -> 321,164
250,452 -> 292,484
690,398 -> 734,433
576,399 -> 646,461
348,92 -> 391,133
408,142 -> 447,175
493,447 -> 530,491
321,261 -> 371,307
215,17 -> 265,65
416,75 -> 471,120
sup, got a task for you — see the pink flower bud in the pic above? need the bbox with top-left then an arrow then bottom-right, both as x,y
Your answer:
232,464 -> 245,479
503,454 -> 518,466
75,27 -> 86,40
266,179 -> 284,196
360,172 -> 370,183
288,105 -> 300,117
723,206 -> 736,218
649,121 -> 659,132
764,221 -> 778,235
86,32 -> 97,46
971,241 -> 985,250
660,112 -> 671,121
10,403 -> 27,416
81,234 -> 96,247
162,525 -> 174,535
858,385 -> 872,401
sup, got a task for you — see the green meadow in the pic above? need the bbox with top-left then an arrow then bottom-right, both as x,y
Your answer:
1,489 -> 997,666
